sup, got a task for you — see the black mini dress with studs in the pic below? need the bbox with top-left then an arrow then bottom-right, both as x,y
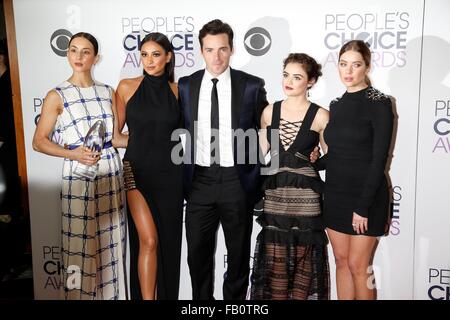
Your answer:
323,87 -> 394,236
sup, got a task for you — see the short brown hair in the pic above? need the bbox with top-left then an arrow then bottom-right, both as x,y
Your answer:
198,19 -> 234,50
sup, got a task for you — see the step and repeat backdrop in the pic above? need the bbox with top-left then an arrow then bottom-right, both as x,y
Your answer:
12,0 -> 449,299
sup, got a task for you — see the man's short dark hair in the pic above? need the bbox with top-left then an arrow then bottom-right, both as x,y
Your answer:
198,19 -> 234,50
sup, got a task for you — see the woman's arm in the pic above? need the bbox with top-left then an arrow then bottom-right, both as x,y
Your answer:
32,90 -> 99,165
317,107 -> 329,155
258,104 -> 272,158
112,84 -> 128,148
353,97 -> 394,218
311,107 -> 329,170
255,79 -> 269,129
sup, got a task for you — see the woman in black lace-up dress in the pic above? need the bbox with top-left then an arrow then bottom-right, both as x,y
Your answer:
323,40 -> 394,300
114,33 -> 183,300
250,53 -> 330,300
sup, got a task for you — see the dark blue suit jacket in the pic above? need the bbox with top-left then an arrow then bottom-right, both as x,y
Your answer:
178,68 -> 268,202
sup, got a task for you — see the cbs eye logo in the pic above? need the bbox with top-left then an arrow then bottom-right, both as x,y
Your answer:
50,29 -> 73,57
244,27 -> 272,56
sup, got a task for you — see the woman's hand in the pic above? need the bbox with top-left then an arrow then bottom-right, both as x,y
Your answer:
310,146 -> 320,163
70,146 -> 101,166
352,212 -> 368,235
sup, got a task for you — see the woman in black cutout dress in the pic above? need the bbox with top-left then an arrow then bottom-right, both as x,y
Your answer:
114,33 -> 183,300
322,40 -> 393,300
251,53 -> 330,300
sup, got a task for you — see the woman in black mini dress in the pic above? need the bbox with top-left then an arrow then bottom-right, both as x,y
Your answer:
323,40 -> 394,300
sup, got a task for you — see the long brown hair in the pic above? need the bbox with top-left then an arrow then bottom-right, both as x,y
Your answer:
339,40 -> 371,86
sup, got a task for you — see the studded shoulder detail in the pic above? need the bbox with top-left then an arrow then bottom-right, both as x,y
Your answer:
366,87 -> 390,101
330,95 -> 343,106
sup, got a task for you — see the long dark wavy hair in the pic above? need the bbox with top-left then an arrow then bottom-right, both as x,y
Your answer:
139,32 -> 175,82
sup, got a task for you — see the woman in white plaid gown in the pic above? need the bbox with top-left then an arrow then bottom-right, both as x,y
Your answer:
33,32 -> 127,300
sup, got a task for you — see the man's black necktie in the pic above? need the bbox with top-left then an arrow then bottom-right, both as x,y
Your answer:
210,78 -> 219,165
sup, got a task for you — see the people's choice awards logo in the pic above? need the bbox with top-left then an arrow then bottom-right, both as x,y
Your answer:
390,186 -> 401,236
42,246 -> 63,290
50,29 -> 73,57
432,100 -> 450,153
323,12 -> 410,68
121,16 -> 196,70
428,268 -> 450,300
244,27 -> 272,56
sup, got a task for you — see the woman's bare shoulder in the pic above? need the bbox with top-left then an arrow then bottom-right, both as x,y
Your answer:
261,103 -> 274,125
117,76 -> 143,92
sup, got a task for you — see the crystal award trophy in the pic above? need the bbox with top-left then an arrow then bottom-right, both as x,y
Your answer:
73,120 -> 106,180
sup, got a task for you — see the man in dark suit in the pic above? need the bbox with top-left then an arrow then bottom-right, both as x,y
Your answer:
178,19 -> 268,300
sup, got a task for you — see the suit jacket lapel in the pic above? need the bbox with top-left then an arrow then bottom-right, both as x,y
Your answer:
189,70 -> 204,134
231,68 -> 246,130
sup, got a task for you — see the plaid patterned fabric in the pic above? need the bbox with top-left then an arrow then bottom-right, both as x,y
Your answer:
54,81 -> 127,300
